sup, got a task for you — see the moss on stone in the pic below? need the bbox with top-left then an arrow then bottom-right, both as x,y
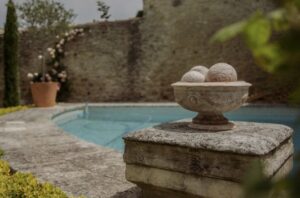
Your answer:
0,106 -> 29,116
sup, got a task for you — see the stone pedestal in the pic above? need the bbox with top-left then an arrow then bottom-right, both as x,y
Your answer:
123,121 -> 293,198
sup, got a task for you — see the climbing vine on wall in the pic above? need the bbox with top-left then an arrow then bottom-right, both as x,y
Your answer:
48,28 -> 85,100
28,28 -> 85,101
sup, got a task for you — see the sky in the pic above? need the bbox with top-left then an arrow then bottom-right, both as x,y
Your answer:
0,0 -> 143,28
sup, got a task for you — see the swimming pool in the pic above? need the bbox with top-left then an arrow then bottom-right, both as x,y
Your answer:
53,105 -> 300,152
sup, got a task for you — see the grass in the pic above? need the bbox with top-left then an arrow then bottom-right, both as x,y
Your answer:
0,106 -> 29,116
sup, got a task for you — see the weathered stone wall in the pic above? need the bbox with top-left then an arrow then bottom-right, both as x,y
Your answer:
0,0 -> 293,105
136,0 -> 285,102
62,20 -> 140,102
0,20 -> 139,104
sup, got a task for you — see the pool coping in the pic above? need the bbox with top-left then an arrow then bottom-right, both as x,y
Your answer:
0,103 -> 143,198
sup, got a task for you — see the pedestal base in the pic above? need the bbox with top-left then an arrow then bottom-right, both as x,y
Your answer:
188,122 -> 235,131
191,113 -> 234,131
127,157 -> 293,198
123,121 -> 294,198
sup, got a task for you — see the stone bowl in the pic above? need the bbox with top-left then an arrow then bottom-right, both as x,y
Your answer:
172,81 -> 251,131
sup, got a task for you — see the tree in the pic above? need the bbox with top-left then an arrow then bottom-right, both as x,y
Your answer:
212,0 -> 300,103
97,1 -> 110,20
17,0 -> 76,35
3,0 -> 20,107
136,10 -> 144,18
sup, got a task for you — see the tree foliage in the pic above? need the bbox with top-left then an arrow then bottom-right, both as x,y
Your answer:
212,0 -> 300,102
242,156 -> 300,198
17,0 -> 76,35
213,0 -> 300,197
3,0 -> 20,107
136,10 -> 144,18
97,1 -> 110,20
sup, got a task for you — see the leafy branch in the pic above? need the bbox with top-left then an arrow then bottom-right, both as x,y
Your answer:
97,1 -> 110,20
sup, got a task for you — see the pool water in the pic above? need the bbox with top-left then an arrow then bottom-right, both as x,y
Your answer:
54,105 -> 300,153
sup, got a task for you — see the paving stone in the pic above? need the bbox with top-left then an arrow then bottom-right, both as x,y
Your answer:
0,104 -> 135,198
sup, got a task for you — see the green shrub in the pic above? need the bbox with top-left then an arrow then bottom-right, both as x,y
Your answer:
3,0 -> 20,107
0,160 -> 10,175
0,107 -> 83,197
0,160 -> 83,198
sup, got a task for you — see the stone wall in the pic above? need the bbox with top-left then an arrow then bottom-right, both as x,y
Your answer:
0,0 -> 293,105
62,20 -> 140,102
0,20 -> 139,104
136,0 -> 287,102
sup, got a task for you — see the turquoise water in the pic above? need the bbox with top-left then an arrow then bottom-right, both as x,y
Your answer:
55,106 -> 300,153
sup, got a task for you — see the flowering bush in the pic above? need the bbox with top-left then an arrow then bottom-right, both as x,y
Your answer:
27,28 -> 84,84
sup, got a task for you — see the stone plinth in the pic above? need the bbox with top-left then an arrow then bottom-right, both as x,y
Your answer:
123,121 -> 294,198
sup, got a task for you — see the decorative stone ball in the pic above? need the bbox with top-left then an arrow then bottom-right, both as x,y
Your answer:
206,63 -> 238,82
190,65 -> 209,76
181,71 -> 205,83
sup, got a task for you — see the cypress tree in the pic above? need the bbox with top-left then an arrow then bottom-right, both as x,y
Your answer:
3,0 -> 20,107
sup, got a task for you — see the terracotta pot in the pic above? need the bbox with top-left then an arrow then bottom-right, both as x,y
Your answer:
30,82 -> 58,107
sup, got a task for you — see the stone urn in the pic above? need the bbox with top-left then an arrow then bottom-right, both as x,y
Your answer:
31,82 -> 59,107
172,81 -> 251,131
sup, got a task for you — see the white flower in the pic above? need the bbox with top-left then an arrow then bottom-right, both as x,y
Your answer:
45,74 -> 52,81
79,28 -> 84,32
27,73 -> 34,79
56,35 -> 60,39
65,32 -> 69,37
47,48 -> 52,52
58,73 -> 64,78
58,48 -> 63,53
60,39 -> 65,45
38,55 -> 43,60
34,73 -> 38,76
56,44 -> 61,49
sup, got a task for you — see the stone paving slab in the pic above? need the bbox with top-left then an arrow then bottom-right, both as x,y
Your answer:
0,104 -> 141,198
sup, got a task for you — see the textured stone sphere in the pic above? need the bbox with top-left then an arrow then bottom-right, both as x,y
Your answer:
206,63 -> 237,82
190,65 -> 209,76
181,71 -> 205,83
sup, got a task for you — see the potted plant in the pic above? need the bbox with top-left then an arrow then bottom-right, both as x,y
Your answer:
27,54 -> 67,107
27,28 -> 84,107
